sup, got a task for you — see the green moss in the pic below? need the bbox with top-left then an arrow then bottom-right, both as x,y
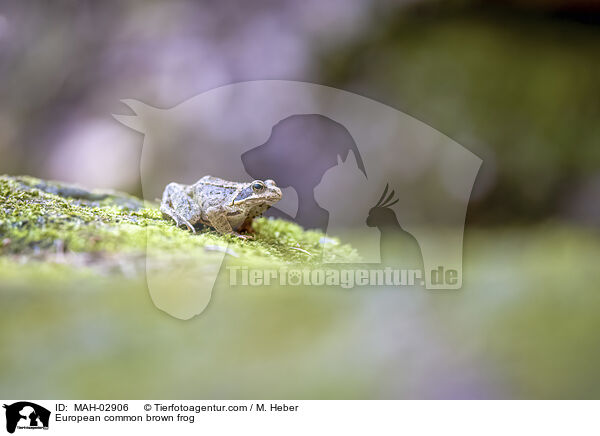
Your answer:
0,175 -> 359,277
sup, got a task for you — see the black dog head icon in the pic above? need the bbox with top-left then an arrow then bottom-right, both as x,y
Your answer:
3,402 -> 50,434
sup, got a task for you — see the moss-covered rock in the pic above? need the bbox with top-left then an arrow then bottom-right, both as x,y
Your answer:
0,174 -> 359,278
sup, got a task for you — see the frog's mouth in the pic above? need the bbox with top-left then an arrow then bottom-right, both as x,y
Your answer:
268,187 -> 283,203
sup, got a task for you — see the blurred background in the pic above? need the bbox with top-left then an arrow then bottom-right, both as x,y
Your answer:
1,0 -> 600,399
1,0 -> 600,226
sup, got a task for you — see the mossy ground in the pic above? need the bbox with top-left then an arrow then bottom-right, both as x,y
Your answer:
3,176 -> 600,398
0,175 -> 359,279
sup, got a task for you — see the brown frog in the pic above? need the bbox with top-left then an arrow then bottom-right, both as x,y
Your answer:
160,176 -> 282,239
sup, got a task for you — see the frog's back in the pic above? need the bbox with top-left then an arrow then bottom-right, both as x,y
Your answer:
198,175 -> 238,188
194,175 -> 238,210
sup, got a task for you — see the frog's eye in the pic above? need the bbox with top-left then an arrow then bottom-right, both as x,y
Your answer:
252,182 -> 265,193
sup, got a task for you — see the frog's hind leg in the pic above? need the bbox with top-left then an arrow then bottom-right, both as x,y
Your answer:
161,203 -> 196,233
160,183 -> 202,233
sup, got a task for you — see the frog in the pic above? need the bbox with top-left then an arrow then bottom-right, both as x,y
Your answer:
160,176 -> 282,239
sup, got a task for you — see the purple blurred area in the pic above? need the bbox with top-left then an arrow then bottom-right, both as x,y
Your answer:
0,0 -> 374,191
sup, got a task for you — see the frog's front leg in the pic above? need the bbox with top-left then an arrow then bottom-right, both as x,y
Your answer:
160,183 -> 202,233
238,218 -> 254,235
239,204 -> 269,234
205,206 -> 253,240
